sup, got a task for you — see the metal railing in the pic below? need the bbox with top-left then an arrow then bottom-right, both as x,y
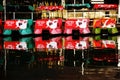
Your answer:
0,9 -> 119,23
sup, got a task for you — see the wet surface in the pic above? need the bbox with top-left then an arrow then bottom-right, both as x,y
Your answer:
0,35 -> 120,80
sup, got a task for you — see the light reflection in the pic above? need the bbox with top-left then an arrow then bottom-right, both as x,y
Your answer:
91,36 -> 117,49
34,36 -> 62,50
0,36 -> 118,67
34,36 -> 63,68
3,37 -> 34,50
89,36 -> 118,67
0,35 -> 119,78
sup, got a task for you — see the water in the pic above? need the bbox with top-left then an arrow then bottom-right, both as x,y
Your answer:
0,35 -> 120,80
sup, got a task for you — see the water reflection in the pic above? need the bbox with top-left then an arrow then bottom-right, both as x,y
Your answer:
0,36 -> 119,80
91,36 -> 117,49
3,37 -> 34,50
89,36 -> 118,66
0,36 -> 118,66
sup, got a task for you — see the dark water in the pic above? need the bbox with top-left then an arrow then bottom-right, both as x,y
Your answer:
0,35 -> 120,80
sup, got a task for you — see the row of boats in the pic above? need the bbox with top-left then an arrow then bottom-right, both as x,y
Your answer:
0,17 -> 118,36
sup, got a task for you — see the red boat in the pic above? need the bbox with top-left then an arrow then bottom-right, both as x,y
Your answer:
4,20 -> 28,30
37,6 -> 64,10
64,18 -> 90,35
34,18 -> 62,35
93,18 -> 118,34
93,18 -> 116,28
3,19 -> 33,35
93,4 -> 118,10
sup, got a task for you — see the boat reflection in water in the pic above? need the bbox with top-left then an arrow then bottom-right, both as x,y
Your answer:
34,36 -> 63,68
0,36 -> 119,80
89,36 -> 118,66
